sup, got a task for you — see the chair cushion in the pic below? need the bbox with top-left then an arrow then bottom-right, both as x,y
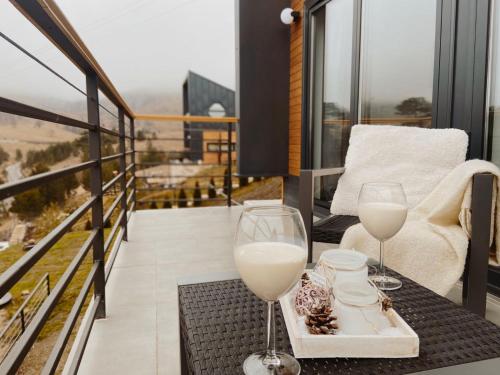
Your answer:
313,215 -> 360,244
330,125 -> 468,216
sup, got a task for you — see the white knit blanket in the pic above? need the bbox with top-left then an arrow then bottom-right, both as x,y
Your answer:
340,159 -> 500,296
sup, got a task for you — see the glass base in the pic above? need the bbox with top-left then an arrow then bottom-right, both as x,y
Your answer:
242,351 -> 301,375
370,275 -> 402,291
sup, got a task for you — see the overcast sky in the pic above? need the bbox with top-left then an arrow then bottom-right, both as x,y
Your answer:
0,0 -> 235,107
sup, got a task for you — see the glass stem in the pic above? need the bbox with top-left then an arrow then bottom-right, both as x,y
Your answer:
379,240 -> 386,278
262,301 -> 280,368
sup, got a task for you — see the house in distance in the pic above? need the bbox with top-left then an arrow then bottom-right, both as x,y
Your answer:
182,71 -> 236,164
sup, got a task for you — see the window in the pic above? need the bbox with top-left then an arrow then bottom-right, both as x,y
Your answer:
359,0 -> 436,127
487,1 -> 500,165
308,0 -> 438,207
311,0 -> 354,170
208,103 -> 226,118
207,143 -> 236,152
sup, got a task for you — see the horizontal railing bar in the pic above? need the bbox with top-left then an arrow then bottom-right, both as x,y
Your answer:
0,273 -> 49,339
125,163 -> 135,173
137,186 -> 233,191
104,210 -> 125,253
126,189 -> 135,206
0,230 -> 97,374
0,96 -> 95,131
0,160 -> 97,201
100,127 -> 120,137
138,137 -> 186,141
135,175 -> 234,179
0,197 -> 96,297
103,191 -> 125,225
41,261 -> 98,375
125,176 -> 135,190
138,198 -> 228,203
128,202 -> 135,218
102,172 -> 124,194
136,162 -> 224,167
101,153 -> 122,163
125,150 -> 134,155
135,114 -> 238,123
66,294 -> 101,375
105,229 -> 124,282
98,104 -> 119,120
133,150 -> 190,154
0,31 -> 88,98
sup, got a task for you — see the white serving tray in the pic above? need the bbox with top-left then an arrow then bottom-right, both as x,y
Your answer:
279,284 -> 419,359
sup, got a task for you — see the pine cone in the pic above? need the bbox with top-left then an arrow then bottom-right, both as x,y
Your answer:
381,296 -> 393,311
305,306 -> 337,335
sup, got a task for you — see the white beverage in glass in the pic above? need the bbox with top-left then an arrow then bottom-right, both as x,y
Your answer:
358,202 -> 407,241
235,242 -> 307,301
358,183 -> 408,291
234,205 -> 307,375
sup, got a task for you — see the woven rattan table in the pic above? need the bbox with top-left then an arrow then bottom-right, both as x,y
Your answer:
178,270 -> 500,374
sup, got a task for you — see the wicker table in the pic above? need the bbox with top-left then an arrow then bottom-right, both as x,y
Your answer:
178,270 -> 500,374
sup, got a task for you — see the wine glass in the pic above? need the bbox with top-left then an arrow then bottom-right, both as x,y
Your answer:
234,205 -> 307,375
358,183 -> 407,290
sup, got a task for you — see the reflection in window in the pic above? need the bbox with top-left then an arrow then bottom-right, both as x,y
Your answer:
312,0 -> 353,170
359,0 -> 436,127
310,0 -> 354,206
488,2 -> 500,165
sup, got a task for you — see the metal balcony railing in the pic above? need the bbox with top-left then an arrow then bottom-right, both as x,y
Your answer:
0,1 -> 238,373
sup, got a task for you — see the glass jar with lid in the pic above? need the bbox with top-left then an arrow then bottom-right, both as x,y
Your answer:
334,282 -> 391,335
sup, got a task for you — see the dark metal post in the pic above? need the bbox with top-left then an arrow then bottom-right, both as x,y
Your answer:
86,73 -> 106,319
118,109 -> 128,241
299,170 -> 314,263
130,117 -> 136,210
20,310 -> 26,333
227,123 -> 232,207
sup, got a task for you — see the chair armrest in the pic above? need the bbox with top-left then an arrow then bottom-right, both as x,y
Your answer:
311,167 -> 345,178
299,168 -> 345,262
463,172 -> 494,317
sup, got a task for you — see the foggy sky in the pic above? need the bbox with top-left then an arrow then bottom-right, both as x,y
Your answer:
0,0 -> 235,106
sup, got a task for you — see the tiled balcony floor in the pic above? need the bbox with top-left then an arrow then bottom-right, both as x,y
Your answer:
76,206 -> 500,375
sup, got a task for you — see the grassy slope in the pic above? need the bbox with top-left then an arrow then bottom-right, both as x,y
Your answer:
0,189 -> 120,373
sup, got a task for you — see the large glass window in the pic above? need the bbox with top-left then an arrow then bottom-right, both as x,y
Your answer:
309,0 -> 437,207
487,1 -> 500,165
359,0 -> 436,127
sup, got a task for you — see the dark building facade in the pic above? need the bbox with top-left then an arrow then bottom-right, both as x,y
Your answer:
182,71 -> 235,161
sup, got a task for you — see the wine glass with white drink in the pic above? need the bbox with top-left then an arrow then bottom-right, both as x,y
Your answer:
358,183 -> 408,290
234,205 -> 307,375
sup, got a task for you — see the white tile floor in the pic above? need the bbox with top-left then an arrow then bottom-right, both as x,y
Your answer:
78,207 -> 243,375
77,206 -> 500,374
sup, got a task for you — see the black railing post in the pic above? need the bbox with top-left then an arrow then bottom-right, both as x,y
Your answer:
118,109 -> 128,241
86,73 -> 106,319
130,117 -> 136,210
226,123 -> 232,207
